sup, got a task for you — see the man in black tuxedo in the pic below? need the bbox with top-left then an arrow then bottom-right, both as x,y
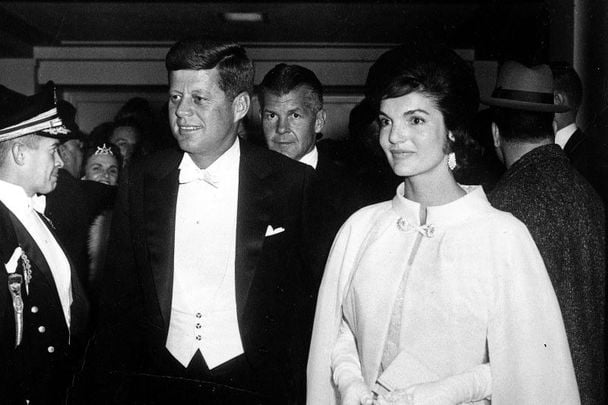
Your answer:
0,83 -> 89,404
258,64 -> 367,283
78,39 -> 318,404
552,62 -> 608,203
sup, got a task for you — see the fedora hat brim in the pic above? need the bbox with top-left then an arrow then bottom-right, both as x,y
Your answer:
482,61 -> 570,113
481,95 -> 570,112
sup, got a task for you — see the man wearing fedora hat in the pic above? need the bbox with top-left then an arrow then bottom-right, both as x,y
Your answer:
0,83 -> 90,404
485,61 -> 606,404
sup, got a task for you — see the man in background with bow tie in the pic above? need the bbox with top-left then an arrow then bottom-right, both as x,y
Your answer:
0,82 -> 89,404
258,64 -> 369,286
77,38 -> 319,404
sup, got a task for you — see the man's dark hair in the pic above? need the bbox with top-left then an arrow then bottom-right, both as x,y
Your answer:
112,117 -> 143,141
165,38 -> 254,101
366,40 -> 479,159
258,64 -> 324,112
551,62 -> 583,112
491,107 -> 554,141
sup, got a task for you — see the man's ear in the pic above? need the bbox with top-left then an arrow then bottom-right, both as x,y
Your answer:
232,92 -> 250,122
11,142 -> 26,166
447,131 -> 456,143
554,91 -> 567,107
491,122 -> 501,148
314,109 -> 326,133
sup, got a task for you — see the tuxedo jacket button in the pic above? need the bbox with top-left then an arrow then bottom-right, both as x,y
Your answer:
31,306 -> 39,313
38,326 -> 46,333
47,346 -> 55,353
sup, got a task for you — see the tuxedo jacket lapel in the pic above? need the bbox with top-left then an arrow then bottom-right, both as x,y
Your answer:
38,213 -> 90,337
142,144 -> 274,333
235,141 -> 273,325
0,203 -> 20,329
7,211 -> 61,300
0,202 -> 19,266
143,150 -> 181,329
0,204 -> 72,330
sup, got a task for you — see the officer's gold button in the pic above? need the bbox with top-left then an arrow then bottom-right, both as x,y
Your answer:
38,326 -> 46,333
31,306 -> 39,313
47,346 -> 54,353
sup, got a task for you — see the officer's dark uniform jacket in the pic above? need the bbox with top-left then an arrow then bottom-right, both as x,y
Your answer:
0,201 -> 89,405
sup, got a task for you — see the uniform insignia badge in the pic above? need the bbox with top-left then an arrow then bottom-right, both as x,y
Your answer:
5,247 -> 25,347
7,274 -> 24,347
20,251 -> 32,295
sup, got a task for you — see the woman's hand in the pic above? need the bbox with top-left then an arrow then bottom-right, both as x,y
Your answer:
340,379 -> 374,405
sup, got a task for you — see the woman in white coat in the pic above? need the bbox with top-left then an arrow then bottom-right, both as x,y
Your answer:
306,42 -> 580,405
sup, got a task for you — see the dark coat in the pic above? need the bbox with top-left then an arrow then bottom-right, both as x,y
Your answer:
311,149 -> 369,285
45,169 -> 116,292
564,128 -> 608,204
75,140 -> 319,404
0,202 -> 89,405
489,144 -> 606,405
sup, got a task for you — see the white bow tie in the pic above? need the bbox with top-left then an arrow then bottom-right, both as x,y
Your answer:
179,167 -> 219,188
29,194 -> 46,215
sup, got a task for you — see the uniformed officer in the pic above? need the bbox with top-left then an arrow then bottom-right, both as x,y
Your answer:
0,83 -> 89,404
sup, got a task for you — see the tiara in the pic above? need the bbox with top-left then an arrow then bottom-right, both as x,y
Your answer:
94,143 -> 114,156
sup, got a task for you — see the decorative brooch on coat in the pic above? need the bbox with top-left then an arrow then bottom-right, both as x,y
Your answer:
396,217 -> 435,238
4,246 -> 32,347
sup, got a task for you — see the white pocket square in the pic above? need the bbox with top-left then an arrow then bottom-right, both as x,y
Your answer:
265,225 -> 285,237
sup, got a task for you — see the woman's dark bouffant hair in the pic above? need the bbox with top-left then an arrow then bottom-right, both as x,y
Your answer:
366,41 -> 480,167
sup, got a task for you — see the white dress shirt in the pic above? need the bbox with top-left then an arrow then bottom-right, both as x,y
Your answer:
299,146 -> 319,169
555,123 -> 578,149
166,139 -> 244,369
0,179 -> 72,328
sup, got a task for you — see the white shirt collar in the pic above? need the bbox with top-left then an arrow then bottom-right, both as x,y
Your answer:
555,123 -> 578,149
0,179 -> 41,217
179,138 -> 240,187
298,146 -> 318,169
